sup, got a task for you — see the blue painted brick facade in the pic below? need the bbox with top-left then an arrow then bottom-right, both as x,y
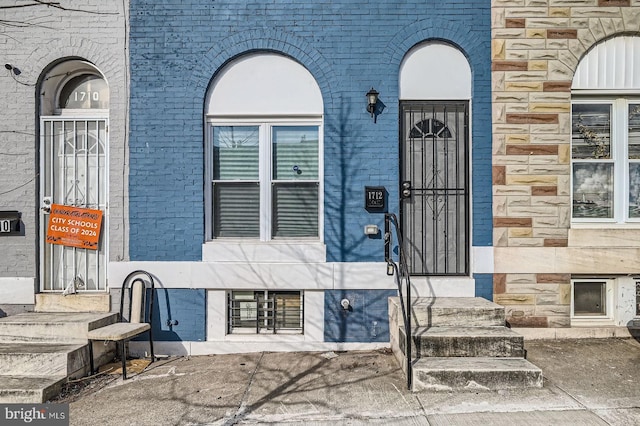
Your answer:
149,289 -> 206,342
324,290 -> 397,343
128,0 -> 492,262
474,274 -> 494,302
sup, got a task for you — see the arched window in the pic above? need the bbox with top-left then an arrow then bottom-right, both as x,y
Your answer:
571,36 -> 640,222
205,53 -> 323,240
399,41 -> 471,100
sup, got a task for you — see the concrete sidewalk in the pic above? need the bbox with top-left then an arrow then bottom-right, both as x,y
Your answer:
67,338 -> 640,425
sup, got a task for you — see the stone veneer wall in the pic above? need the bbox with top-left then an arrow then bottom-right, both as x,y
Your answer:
491,0 -> 640,327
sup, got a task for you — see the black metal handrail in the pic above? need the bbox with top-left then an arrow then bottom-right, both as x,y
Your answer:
384,213 -> 412,390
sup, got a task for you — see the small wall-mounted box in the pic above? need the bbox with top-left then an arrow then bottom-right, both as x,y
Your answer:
0,211 -> 21,236
364,224 -> 379,235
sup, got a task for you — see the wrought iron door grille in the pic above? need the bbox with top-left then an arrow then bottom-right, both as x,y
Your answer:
400,102 -> 469,275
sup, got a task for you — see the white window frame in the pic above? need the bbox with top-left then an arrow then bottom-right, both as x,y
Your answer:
227,290 -> 304,335
205,117 -> 324,242
571,278 -> 615,326
571,97 -> 640,224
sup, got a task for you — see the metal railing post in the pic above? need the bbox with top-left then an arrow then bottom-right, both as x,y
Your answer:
384,213 -> 412,390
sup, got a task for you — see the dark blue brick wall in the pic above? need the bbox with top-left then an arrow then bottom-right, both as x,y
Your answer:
149,289 -> 206,341
324,289 -> 397,343
128,0 -> 492,262
474,274 -> 494,302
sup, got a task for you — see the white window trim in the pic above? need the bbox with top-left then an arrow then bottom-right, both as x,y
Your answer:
205,116 -> 324,243
57,109 -> 110,117
571,96 -> 640,224
571,278 -> 615,326
226,290 -> 304,335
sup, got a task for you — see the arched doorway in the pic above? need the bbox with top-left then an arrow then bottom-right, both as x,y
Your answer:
399,41 -> 471,275
39,60 -> 109,292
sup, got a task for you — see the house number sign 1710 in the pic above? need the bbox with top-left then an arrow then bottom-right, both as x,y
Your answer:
0,211 -> 20,235
73,90 -> 100,102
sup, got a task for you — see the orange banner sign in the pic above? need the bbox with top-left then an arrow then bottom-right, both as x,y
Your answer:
46,204 -> 103,250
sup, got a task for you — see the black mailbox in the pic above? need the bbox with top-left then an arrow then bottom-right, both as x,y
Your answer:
0,211 -> 21,236
364,186 -> 386,213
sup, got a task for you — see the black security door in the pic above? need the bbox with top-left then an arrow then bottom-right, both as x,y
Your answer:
400,101 -> 469,275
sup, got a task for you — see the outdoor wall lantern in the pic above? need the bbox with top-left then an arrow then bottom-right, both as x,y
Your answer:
366,87 -> 379,122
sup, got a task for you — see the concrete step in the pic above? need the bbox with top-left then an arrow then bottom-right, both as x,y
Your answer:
35,293 -> 110,313
0,312 -> 118,344
400,326 -> 525,358
0,376 -> 67,403
411,297 -> 505,327
0,343 -> 88,378
412,357 -> 543,392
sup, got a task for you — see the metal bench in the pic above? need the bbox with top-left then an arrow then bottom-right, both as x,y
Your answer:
87,270 -> 155,379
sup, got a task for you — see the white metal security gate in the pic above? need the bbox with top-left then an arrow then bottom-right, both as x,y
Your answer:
40,118 -> 108,291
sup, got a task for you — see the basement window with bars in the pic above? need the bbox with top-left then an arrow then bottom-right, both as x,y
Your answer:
227,290 -> 303,334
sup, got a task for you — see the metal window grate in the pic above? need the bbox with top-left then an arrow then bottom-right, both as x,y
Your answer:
227,291 -> 303,334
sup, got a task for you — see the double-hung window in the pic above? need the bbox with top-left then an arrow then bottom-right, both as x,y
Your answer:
207,120 -> 321,240
571,98 -> 640,222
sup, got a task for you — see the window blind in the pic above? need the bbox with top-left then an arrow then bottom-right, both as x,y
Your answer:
272,183 -> 319,238
213,183 -> 260,237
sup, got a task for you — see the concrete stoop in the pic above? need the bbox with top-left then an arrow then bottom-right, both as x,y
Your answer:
412,357 -> 543,391
0,311 -> 118,403
389,297 -> 543,391
0,376 -> 68,404
0,312 -> 117,343
0,343 -> 89,377
411,297 -> 505,327
401,326 -> 526,358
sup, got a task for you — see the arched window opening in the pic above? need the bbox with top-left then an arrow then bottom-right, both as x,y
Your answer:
205,53 -> 323,241
571,36 -> 640,223
399,41 -> 471,101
